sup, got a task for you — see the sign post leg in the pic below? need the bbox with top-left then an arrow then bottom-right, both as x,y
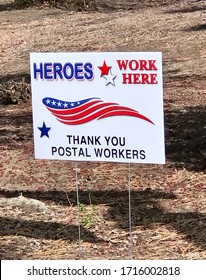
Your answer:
74,161 -> 82,256
128,162 -> 133,259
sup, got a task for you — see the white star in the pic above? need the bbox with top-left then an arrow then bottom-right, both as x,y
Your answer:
57,101 -> 62,107
52,100 -> 56,106
71,103 -> 75,107
63,102 -> 68,108
46,99 -> 51,104
103,69 -> 117,86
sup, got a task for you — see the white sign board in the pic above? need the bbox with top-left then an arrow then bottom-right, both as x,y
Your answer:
30,52 -> 165,164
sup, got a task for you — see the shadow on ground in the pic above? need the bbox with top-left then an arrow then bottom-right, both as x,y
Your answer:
1,189 -> 206,254
0,73 -> 31,105
165,105 -> 206,172
0,216 -> 102,242
0,73 -> 30,84
184,23 -> 206,32
166,5 -> 206,14
0,109 -> 33,145
0,0 -> 187,13
0,2 -> 21,12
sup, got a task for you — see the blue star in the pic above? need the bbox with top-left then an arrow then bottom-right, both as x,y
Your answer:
38,122 -> 51,138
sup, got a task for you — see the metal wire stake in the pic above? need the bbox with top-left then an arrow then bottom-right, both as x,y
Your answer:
74,161 -> 82,255
128,162 -> 133,259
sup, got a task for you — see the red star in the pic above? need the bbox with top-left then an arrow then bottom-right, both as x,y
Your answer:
98,61 -> 112,77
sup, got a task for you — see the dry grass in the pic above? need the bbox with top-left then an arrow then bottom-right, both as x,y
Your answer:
0,0 -> 206,259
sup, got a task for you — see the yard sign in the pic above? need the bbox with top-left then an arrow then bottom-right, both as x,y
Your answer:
30,52 -> 165,164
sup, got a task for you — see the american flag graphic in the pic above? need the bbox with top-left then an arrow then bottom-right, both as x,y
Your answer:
42,97 -> 154,125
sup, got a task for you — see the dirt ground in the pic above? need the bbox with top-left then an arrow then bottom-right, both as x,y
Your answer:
0,0 -> 206,259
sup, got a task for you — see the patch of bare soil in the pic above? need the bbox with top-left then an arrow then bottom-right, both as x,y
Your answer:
0,0 -> 206,259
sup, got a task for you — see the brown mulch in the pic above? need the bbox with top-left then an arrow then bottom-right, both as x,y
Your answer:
0,0 -> 206,259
